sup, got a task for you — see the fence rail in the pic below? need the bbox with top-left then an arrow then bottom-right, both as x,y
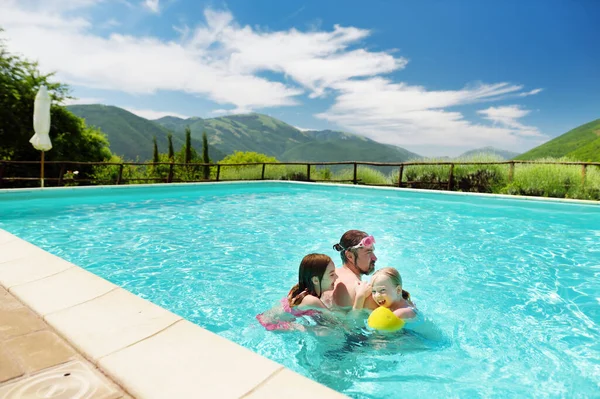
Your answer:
1,159 -> 599,191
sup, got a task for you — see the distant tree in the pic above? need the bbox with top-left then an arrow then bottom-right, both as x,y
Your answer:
184,126 -> 192,164
219,151 -> 279,165
152,136 -> 159,163
202,131 -> 210,179
0,30 -> 111,186
167,132 -> 174,160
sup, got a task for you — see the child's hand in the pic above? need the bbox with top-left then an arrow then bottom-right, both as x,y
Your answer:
355,281 -> 372,300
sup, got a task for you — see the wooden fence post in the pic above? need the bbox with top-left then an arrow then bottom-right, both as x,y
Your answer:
582,164 -> 587,187
307,164 -> 311,181
261,163 -> 266,180
398,165 -> 404,188
116,164 -> 124,185
353,163 -> 358,184
167,161 -> 174,183
447,163 -> 454,191
508,161 -> 515,183
216,165 -> 221,181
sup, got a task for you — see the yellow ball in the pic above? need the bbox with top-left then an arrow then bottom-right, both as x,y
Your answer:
367,307 -> 405,332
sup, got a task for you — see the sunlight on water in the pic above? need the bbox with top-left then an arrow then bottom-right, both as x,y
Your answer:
1,183 -> 599,398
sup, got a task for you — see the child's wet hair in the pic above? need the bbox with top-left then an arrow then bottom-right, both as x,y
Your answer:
287,253 -> 332,307
372,267 -> 411,300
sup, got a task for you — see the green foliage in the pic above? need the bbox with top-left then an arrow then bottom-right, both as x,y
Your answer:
334,166 -> 392,185
78,151 -> 600,200
220,151 -> 279,165
0,34 -> 111,186
515,119 -> 600,162
498,157 -> 596,199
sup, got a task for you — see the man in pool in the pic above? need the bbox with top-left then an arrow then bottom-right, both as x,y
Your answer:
324,230 -> 379,311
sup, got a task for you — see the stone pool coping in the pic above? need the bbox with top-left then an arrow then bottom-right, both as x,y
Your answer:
0,229 -> 348,399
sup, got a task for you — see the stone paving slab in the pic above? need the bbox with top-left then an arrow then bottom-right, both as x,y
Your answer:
0,287 -> 129,398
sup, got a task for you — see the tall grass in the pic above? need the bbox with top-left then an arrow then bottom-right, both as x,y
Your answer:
332,166 -> 392,185
501,157 -> 599,199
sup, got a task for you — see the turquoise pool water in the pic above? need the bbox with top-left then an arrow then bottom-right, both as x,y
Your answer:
1,182 -> 599,398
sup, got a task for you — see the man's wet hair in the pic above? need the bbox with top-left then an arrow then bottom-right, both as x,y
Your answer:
333,230 -> 368,264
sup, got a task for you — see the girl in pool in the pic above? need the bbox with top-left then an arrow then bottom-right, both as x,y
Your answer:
353,267 -> 417,319
256,253 -> 338,330
287,253 -> 338,309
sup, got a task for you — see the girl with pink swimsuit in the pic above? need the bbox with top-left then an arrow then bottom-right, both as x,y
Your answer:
256,253 -> 338,331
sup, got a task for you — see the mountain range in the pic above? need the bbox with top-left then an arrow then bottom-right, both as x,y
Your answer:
67,105 -> 421,163
67,104 -> 598,164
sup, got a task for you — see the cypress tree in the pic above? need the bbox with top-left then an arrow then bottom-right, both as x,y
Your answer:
184,126 -> 192,164
167,132 -> 174,160
202,131 -> 210,179
152,136 -> 159,163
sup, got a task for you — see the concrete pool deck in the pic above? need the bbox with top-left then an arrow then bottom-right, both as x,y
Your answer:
0,229 -> 348,399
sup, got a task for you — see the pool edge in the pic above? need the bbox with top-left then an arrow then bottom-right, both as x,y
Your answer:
1,180 -> 598,206
0,229 -> 349,399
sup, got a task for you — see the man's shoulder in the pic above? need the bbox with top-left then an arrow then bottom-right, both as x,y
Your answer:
333,280 -> 354,307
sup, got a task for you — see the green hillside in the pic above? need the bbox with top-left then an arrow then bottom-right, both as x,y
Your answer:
69,105 -> 422,164
458,146 -> 520,160
281,134 -> 420,163
155,113 -> 422,163
187,113 -> 308,157
515,119 -> 600,161
67,105 -> 224,161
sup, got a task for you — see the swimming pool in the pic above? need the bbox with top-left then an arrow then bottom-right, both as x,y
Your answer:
1,182 -> 598,398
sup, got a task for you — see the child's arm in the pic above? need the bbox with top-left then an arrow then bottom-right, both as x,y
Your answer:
393,307 -> 417,320
352,281 -> 372,311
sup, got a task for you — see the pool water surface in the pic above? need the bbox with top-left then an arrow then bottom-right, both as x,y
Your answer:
1,182 -> 598,398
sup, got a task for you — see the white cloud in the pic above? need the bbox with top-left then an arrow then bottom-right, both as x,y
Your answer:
317,79 -> 547,156
1,4 -> 406,110
0,2 -> 546,155
0,6 -> 302,111
143,0 -> 159,13
477,105 -> 540,136
518,88 -> 543,97
124,107 -> 189,120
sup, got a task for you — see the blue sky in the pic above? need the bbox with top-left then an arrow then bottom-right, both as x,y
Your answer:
1,0 -> 598,156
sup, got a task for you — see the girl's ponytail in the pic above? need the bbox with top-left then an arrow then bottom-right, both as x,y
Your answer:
287,284 -> 309,307
402,289 -> 411,301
